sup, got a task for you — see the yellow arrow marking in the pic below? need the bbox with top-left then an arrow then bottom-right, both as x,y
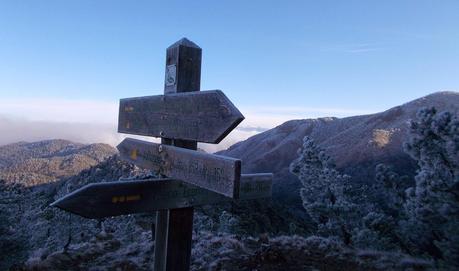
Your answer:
112,195 -> 141,204
130,149 -> 138,160
127,195 -> 141,201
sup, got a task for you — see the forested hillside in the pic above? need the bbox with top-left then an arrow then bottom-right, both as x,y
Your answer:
0,139 -> 116,186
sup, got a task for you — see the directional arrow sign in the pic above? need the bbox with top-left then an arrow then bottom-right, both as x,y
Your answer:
117,138 -> 241,198
118,90 -> 244,144
51,174 -> 272,219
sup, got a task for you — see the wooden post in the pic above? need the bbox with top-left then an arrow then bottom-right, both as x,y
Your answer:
154,209 -> 168,271
51,37 -> 273,271
154,38 -> 202,271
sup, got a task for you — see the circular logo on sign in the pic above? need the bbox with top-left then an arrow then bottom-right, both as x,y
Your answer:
165,64 -> 177,86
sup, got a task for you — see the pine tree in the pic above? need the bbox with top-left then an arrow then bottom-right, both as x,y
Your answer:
402,107 -> 459,267
290,136 -> 358,245
373,164 -> 411,219
290,137 -> 413,251
352,164 -> 411,251
218,211 -> 241,234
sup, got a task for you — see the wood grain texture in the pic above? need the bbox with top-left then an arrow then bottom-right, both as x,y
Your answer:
117,137 -> 242,198
166,207 -> 194,271
164,38 -> 201,94
154,209 -> 168,271
160,37 -> 201,271
50,174 -> 273,219
118,90 -> 244,144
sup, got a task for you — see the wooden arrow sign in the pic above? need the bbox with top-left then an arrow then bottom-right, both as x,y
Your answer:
117,138 -> 241,198
51,174 -> 272,219
118,90 -> 244,144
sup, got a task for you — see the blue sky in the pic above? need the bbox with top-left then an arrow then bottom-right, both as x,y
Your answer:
0,0 -> 458,148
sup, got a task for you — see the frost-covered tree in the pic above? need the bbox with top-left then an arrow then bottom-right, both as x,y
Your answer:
218,211 -> 241,234
401,107 -> 459,267
290,137 -> 412,250
352,211 -> 397,251
352,164 -> 409,251
290,136 -> 359,245
371,164 -> 414,226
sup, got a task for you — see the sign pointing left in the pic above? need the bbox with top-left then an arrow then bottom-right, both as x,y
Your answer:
51,175 -> 272,219
117,138 -> 242,198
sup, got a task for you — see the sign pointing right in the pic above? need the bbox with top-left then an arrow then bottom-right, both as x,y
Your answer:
118,90 -> 244,144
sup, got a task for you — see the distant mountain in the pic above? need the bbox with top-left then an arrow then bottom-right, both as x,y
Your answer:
219,91 -> 459,207
0,139 -> 117,186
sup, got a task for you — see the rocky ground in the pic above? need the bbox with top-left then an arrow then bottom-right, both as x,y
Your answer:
17,232 -> 434,271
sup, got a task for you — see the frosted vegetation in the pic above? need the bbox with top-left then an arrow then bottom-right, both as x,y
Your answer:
290,107 -> 458,269
0,105 -> 457,270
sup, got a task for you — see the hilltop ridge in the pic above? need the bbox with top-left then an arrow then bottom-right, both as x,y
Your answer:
0,139 -> 117,186
219,91 -> 459,206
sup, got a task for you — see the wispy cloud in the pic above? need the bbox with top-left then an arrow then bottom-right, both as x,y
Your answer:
236,126 -> 268,133
319,43 -> 384,54
0,115 -> 121,146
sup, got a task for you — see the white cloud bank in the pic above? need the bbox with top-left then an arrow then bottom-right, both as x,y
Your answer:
0,98 -> 374,152
0,115 -> 121,146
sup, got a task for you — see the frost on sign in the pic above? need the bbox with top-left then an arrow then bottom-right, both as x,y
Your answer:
165,64 -> 176,86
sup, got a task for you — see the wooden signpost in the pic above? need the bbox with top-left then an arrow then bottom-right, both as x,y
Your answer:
51,38 -> 273,271
51,174 -> 272,219
118,90 -> 244,144
117,138 -> 241,198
